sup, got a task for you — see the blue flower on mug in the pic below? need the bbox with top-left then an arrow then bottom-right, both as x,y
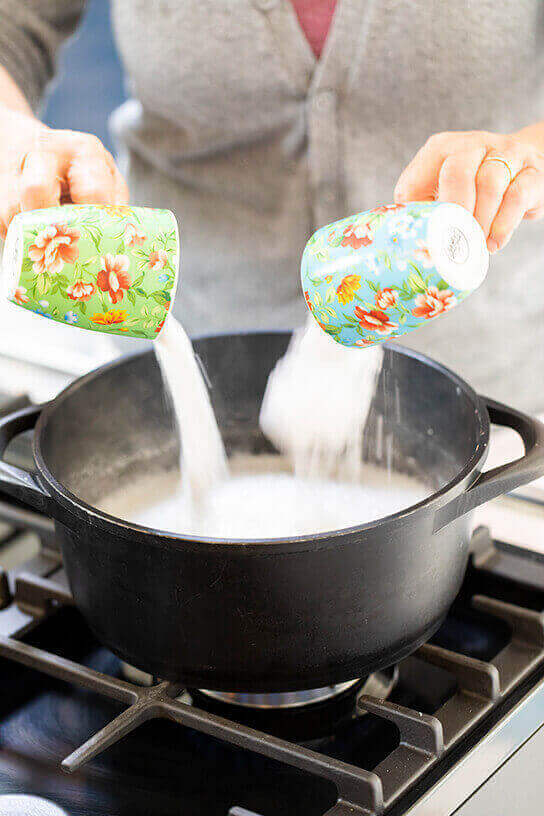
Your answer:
64,311 -> 78,324
158,273 -> 169,283
39,300 -> 49,308
364,257 -> 381,275
33,309 -> 52,319
388,214 -> 416,239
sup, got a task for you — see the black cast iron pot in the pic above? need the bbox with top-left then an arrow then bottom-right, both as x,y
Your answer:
0,332 -> 543,692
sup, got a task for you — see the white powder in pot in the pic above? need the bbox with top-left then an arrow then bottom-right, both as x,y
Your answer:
99,455 -> 428,539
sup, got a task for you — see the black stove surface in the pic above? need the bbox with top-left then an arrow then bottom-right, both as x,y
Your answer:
0,609 -> 336,816
0,547 -> 542,816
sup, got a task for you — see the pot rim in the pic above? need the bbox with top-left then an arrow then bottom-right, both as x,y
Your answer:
32,331 -> 489,553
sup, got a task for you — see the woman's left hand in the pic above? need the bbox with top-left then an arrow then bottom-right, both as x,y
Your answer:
394,131 -> 544,253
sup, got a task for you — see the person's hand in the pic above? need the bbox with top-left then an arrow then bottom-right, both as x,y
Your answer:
0,103 -> 128,238
394,130 -> 544,253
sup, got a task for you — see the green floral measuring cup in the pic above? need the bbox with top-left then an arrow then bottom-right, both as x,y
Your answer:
2,204 -> 180,339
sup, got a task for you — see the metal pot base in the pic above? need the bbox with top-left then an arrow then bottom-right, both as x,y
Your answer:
198,666 -> 398,709
198,678 -> 361,709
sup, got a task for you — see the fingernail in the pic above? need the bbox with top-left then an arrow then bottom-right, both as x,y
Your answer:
487,237 -> 498,253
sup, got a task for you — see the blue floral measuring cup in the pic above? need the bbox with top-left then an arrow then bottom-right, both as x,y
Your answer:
301,201 -> 489,347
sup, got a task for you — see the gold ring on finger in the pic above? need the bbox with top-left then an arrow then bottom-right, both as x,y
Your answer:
19,152 -> 30,173
483,156 -> 514,185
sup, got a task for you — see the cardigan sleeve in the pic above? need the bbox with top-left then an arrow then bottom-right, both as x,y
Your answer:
0,0 -> 86,110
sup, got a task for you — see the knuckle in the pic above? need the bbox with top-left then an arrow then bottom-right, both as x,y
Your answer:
0,172 -> 13,194
525,206 -> 544,221
440,158 -> 473,185
116,180 -> 129,205
2,206 -> 17,228
501,136 -> 517,153
103,148 -> 116,165
457,133 -> 483,151
477,171 -> 505,198
428,131 -> 484,154
79,182 -> 108,202
490,232 -> 508,251
81,133 -> 105,155
506,184 -> 526,209
455,139 -> 474,152
522,165 -> 541,183
21,179 -> 50,198
489,222 -> 507,242
426,131 -> 450,149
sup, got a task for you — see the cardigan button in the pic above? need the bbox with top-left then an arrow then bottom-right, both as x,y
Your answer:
313,90 -> 336,113
254,0 -> 278,10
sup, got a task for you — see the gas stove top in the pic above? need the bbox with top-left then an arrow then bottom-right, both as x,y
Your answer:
0,521 -> 544,816
0,402 -> 544,815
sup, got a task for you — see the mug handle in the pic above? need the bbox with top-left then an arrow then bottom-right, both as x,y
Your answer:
0,404 -> 51,515
434,397 -> 544,532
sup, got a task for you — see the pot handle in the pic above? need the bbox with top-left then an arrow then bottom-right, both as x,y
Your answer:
0,404 -> 51,514
434,397 -> 544,532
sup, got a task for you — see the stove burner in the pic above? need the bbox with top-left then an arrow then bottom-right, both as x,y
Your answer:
120,665 -> 396,710
198,668 -> 397,710
188,668 -> 400,746
198,679 -> 361,709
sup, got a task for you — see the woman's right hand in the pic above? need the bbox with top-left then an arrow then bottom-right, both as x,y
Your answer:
0,103 -> 128,238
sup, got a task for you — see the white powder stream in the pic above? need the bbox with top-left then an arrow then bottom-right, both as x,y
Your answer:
153,315 -> 228,511
137,314 -> 427,540
260,318 -> 384,480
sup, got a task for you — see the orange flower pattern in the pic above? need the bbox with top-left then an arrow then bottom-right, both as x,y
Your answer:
123,222 -> 147,247
28,224 -> 80,275
412,286 -> 457,319
13,287 -> 29,305
340,222 -> 372,249
336,274 -> 361,305
375,287 -> 398,309
354,307 -> 397,335
97,254 -> 131,304
91,309 -> 128,326
66,280 -> 95,301
148,249 -> 169,270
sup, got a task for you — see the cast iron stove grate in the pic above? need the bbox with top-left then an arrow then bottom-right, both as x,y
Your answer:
1,526 -> 544,816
